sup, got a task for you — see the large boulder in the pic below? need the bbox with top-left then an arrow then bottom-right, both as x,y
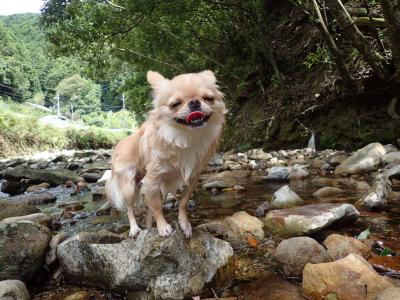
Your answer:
302,254 -> 396,300
275,237 -> 331,277
57,226 -> 233,299
4,167 -> 83,186
271,185 -> 303,208
334,143 -> 386,175
323,234 -> 370,260
224,211 -> 264,240
382,151 -> 400,164
0,222 -> 51,282
0,280 -> 30,300
0,202 -> 40,221
264,203 -> 359,237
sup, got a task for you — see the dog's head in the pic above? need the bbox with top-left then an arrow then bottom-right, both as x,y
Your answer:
147,70 -> 226,129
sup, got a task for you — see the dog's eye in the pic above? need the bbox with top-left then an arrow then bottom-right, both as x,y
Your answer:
203,96 -> 215,102
170,101 -> 182,108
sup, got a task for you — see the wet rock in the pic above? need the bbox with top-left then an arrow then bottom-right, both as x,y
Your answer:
0,222 -> 51,282
255,201 -> 275,217
302,254 -> 396,300
386,164 -> 400,179
197,220 -> 230,237
25,182 -> 51,193
0,280 -> 30,300
271,185 -> 303,208
0,202 -> 40,221
67,161 -> 83,171
245,149 -> 272,160
4,167 -> 83,186
80,172 -> 103,183
311,177 -> 370,190
57,226 -> 233,299
313,187 -> 345,198
96,201 -> 112,215
383,144 -> 398,154
327,151 -> 351,167
334,143 -> 386,175
8,192 -> 56,205
323,234 -> 370,260
382,151 -> 400,164
1,212 -> 51,226
264,203 -> 359,237
45,232 -> 69,266
0,180 -> 25,195
275,237 -> 331,277
356,174 -> 391,210
64,291 -> 90,300
202,181 -> 230,190
263,165 -> 308,181
127,290 -> 152,300
73,230 -> 124,244
224,211 -> 264,240
209,153 -> 224,166
375,287 -> 400,300
204,171 -> 239,187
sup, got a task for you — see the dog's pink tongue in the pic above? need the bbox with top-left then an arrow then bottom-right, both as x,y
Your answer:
186,111 -> 204,123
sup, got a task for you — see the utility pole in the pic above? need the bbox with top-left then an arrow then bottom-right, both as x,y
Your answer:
121,93 -> 126,129
55,92 -> 60,115
70,103 -> 74,120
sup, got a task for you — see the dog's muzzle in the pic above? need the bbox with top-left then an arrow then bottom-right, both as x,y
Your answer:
174,111 -> 211,128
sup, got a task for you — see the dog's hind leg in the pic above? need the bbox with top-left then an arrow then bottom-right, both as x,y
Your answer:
118,175 -> 141,237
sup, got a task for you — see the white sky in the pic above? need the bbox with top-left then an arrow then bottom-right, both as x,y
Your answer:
0,0 -> 44,16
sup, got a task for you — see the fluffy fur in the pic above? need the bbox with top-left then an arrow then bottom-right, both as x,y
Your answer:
106,70 -> 226,237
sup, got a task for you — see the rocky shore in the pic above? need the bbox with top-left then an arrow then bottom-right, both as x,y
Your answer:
0,143 -> 400,299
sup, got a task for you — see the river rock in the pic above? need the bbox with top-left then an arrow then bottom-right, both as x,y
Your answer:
0,202 -> 40,221
323,234 -> 370,260
0,180 -> 25,195
4,167 -> 83,186
80,172 -> 103,183
224,211 -> 264,240
209,153 -> 224,166
8,192 -> 56,205
45,232 -> 70,265
255,201 -> 275,217
264,203 -> 359,237
313,187 -> 344,198
0,280 -> 30,300
1,213 -> 50,226
57,226 -> 233,299
0,222 -> 51,282
202,181 -> 230,190
385,164 -> 400,179
64,291 -> 90,300
375,287 -> 400,300
355,174 -> 391,210
271,185 -> 303,208
245,149 -> 272,160
327,151 -> 351,166
275,237 -> 331,277
334,143 -> 386,175
302,254 -> 396,300
25,182 -> 50,193
263,165 -> 308,181
382,151 -> 400,164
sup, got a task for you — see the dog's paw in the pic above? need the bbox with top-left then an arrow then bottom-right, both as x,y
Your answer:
179,218 -> 192,238
157,222 -> 173,237
128,225 -> 141,238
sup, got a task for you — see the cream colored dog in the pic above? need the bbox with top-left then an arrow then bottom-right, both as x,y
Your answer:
106,70 -> 226,238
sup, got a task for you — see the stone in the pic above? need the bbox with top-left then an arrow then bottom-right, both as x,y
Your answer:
0,202 -> 40,221
57,226 -> 233,299
0,180 -> 25,196
1,213 -> 51,226
7,192 -> 56,205
64,291 -> 90,300
386,164 -> 400,179
327,151 -> 351,167
0,222 -> 51,282
255,201 -> 275,217
25,183 -> 50,193
382,151 -> 400,164
264,203 -> 359,237
311,177 -> 370,190
313,187 -> 345,198
45,232 -> 70,265
80,172 -> 103,183
383,144 -> 398,154
334,143 -> 386,175
368,255 -> 400,275
224,211 -> 264,240
271,185 -> 303,208
208,153 -> 224,166
263,165 -> 308,181
355,174 -> 391,210
375,287 -> 400,300
4,167 -> 83,186
323,234 -> 370,260
203,171 -> 238,187
245,149 -> 272,160
275,237 -> 331,277
202,181 -> 230,190
0,280 -> 30,300
302,254 -> 396,300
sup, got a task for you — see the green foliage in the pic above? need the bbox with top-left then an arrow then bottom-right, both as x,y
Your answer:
303,46 -> 331,70
56,74 -> 101,114
82,110 -> 137,129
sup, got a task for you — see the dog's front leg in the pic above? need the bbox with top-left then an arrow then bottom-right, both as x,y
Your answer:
179,175 -> 199,238
144,186 -> 172,237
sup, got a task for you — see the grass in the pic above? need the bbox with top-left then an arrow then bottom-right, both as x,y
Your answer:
0,100 -> 132,158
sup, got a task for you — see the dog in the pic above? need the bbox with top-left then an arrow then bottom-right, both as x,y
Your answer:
106,70 -> 226,238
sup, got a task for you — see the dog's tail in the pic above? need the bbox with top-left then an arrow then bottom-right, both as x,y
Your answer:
105,174 -> 126,210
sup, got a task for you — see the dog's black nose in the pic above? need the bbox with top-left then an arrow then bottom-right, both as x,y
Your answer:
188,99 -> 201,111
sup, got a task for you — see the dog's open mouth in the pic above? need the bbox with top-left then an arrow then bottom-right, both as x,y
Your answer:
175,111 -> 211,128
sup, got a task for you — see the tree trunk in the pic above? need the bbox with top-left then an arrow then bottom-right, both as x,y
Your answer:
380,0 -> 400,80
325,0 -> 390,79
310,0 -> 354,89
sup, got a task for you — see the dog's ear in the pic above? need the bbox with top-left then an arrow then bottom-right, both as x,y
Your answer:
147,71 -> 168,88
198,70 -> 216,84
